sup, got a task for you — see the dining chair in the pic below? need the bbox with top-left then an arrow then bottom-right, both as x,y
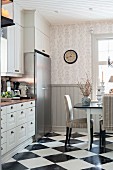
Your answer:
100,94 -> 113,149
64,95 -> 93,147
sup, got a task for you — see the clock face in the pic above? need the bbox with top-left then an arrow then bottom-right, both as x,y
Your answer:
64,50 -> 78,64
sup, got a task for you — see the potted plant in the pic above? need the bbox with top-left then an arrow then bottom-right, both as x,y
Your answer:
78,75 -> 92,106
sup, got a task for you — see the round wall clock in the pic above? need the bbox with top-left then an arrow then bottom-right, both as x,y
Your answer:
64,50 -> 78,64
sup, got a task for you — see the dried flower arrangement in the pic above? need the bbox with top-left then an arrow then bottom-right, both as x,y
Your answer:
77,75 -> 92,97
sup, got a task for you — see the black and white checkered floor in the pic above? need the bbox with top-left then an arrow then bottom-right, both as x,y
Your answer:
2,132 -> 113,170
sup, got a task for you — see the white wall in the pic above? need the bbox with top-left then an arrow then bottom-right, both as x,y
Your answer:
50,20 -> 113,84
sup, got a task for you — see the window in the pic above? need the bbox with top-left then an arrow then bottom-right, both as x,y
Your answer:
92,34 -> 113,100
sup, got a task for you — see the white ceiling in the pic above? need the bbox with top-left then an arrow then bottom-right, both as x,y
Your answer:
15,0 -> 113,24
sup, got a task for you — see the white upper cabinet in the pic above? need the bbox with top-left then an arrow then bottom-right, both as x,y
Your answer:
14,3 -> 24,27
24,27 -> 35,53
35,12 -> 50,37
24,10 -> 50,55
7,26 -> 15,73
15,25 -> 24,74
1,24 -> 24,77
35,28 -> 50,54
1,37 -> 7,74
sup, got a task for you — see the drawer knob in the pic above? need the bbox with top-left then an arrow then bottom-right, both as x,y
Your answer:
30,109 -> 33,111
21,126 -> 24,129
21,104 -> 23,107
31,102 -> 33,104
1,147 -> 3,150
11,131 -> 14,134
11,106 -> 13,109
1,109 -> 2,111
1,136 -> 3,139
21,111 -> 23,114
31,122 -> 33,124
11,114 -> 13,117
1,118 -> 2,121
1,127 -> 3,130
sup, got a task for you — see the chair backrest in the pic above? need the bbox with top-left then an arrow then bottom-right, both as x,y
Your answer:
64,95 -> 74,122
103,94 -> 113,131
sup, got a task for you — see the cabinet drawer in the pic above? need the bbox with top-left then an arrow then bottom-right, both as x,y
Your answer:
25,100 -> 35,108
28,100 -> 35,107
1,132 -> 6,145
1,143 -> 7,155
17,102 -> 27,110
27,120 -> 35,138
7,128 -> 16,151
1,114 -> 6,125
1,107 -> 7,115
7,104 -> 16,113
17,109 -> 27,126
27,107 -> 35,122
16,123 -> 27,145
7,112 -> 16,130
1,123 -> 6,133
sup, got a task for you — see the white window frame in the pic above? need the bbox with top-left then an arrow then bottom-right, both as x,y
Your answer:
92,33 -> 113,100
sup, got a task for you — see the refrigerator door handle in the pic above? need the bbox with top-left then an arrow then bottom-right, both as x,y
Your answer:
42,87 -> 48,90
42,87 -> 46,90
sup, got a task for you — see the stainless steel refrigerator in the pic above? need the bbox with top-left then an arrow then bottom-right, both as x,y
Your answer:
24,50 -> 51,140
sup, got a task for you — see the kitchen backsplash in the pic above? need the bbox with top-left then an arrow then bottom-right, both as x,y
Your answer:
1,76 -> 34,98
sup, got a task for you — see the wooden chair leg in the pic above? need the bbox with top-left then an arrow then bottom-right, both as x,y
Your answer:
90,124 -> 93,145
102,130 -> 106,148
68,128 -> 72,145
99,122 -> 102,149
65,127 -> 69,147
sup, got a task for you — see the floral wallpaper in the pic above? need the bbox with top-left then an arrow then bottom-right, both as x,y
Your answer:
50,20 -> 113,84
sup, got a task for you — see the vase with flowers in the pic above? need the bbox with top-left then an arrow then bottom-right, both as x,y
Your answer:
78,75 -> 92,106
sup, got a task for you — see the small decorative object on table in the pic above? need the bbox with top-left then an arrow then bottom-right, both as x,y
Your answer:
78,75 -> 92,106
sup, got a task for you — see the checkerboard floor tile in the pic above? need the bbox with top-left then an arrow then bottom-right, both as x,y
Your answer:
2,132 -> 113,170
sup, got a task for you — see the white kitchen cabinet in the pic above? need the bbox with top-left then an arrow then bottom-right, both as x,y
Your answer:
7,26 -> 15,73
35,28 -> 50,54
1,114 -> 6,125
7,128 -> 16,152
16,109 -> 27,126
24,27 -> 50,54
16,123 -> 27,145
1,106 -> 7,155
1,107 -> 7,115
1,24 -> 24,76
24,27 -> 35,53
1,100 -> 35,160
1,123 -> 7,134
1,37 -> 8,74
14,3 -> 24,26
15,25 -> 24,74
1,132 -> 7,145
27,121 -> 35,138
24,10 -> 50,55
7,112 -> 16,130
35,12 -> 50,37
1,143 -> 7,156
27,107 -> 35,122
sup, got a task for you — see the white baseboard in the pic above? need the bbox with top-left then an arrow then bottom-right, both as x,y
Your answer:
1,138 -> 32,164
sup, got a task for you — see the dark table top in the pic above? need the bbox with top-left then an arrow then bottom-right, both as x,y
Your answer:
74,102 -> 103,109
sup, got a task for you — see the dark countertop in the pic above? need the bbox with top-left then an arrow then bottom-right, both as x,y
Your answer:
1,98 -> 35,107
